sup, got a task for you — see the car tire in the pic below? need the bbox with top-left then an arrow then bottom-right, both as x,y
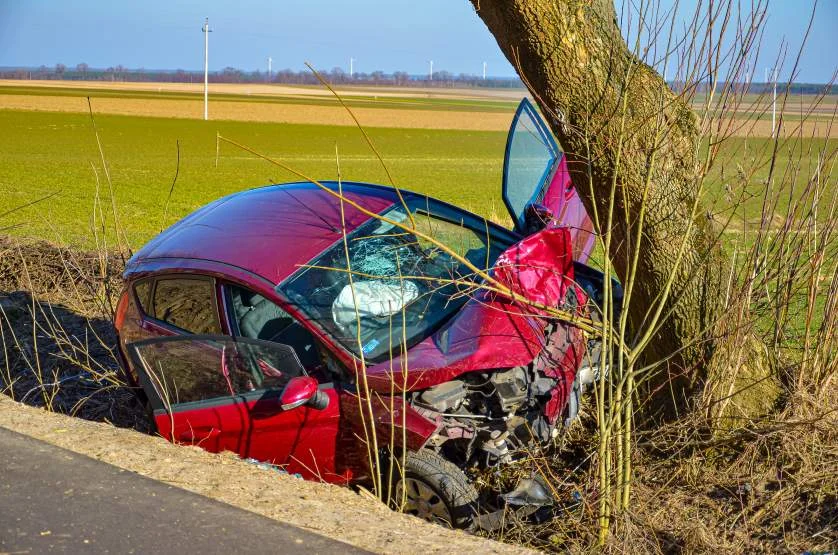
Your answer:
386,449 -> 478,529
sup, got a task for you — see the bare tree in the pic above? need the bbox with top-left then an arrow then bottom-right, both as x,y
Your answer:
469,0 -> 781,421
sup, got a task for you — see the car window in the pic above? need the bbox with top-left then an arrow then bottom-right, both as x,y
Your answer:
225,341 -> 304,394
134,337 -> 232,405
130,336 -> 306,406
279,200 -> 513,363
152,277 -> 221,335
227,284 -> 320,369
503,98 -> 560,232
228,285 -> 294,340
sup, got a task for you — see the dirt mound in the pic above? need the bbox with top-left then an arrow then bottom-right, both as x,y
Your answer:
0,236 -> 144,429
0,235 -> 124,308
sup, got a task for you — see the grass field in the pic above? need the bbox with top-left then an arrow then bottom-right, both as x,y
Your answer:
0,109 -> 510,248
0,83 -> 833,251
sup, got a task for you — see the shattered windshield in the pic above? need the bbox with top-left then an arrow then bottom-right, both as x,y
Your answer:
279,200 -> 513,363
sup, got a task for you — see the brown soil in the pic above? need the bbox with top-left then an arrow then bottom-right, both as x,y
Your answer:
0,236 -> 143,428
4,93 -> 830,137
0,79 -> 530,101
0,93 -> 515,131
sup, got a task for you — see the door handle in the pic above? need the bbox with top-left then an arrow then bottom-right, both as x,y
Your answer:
178,427 -> 221,443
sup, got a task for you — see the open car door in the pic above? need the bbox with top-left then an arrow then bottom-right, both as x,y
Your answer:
502,98 -> 595,262
126,335 -> 347,483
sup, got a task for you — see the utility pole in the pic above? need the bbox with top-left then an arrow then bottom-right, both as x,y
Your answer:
482,61 -> 487,80
350,57 -> 354,78
765,67 -> 778,138
772,67 -> 778,139
267,56 -> 272,82
202,17 -> 211,121
429,60 -> 433,81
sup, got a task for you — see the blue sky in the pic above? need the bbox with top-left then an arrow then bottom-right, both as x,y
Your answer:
0,0 -> 834,82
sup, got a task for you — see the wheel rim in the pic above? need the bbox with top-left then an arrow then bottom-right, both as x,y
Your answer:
395,477 -> 453,525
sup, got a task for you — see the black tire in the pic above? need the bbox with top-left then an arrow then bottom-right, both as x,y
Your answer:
385,449 -> 478,529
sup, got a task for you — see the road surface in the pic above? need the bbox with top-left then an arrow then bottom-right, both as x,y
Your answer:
0,427 -> 369,554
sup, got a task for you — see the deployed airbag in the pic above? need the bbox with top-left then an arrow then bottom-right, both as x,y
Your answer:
332,280 -> 419,328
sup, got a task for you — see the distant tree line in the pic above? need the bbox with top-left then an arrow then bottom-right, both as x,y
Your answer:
0,63 -> 526,89
0,64 -> 834,94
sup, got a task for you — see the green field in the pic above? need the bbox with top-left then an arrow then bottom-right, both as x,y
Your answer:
0,105 -> 832,252
0,109 -> 511,249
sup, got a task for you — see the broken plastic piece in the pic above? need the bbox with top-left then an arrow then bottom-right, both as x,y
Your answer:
501,474 -> 554,507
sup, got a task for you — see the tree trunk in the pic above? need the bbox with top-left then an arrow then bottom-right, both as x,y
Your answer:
470,0 -> 780,422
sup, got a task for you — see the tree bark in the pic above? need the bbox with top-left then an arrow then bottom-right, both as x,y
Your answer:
470,0 -> 779,422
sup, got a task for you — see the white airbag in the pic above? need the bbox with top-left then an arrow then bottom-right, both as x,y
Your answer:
332,280 -> 419,328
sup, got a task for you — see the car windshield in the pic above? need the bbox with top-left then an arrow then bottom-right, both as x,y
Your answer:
278,200 -> 513,363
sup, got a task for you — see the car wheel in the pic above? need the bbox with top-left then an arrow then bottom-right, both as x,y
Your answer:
388,449 -> 478,529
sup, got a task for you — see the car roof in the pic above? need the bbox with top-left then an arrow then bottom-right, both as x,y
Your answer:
127,181 -> 400,284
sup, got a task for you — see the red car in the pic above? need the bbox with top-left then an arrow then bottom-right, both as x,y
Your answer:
114,99 -> 612,528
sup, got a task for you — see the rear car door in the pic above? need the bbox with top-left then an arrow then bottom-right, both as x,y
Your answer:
126,335 -> 346,482
503,98 -> 595,261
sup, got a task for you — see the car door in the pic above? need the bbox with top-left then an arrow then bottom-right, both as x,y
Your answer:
220,283 -> 351,482
503,98 -> 595,262
126,334 -> 348,483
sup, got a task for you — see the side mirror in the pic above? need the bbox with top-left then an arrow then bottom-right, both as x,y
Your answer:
280,375 -> 329,410
523,203 -> 555,235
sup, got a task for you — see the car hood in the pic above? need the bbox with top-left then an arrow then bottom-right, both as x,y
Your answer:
364,228 -> 582,392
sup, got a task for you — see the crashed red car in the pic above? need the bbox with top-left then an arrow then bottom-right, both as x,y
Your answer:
114,99 -> 612,528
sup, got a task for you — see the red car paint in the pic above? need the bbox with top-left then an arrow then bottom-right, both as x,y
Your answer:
364,227 -> 586,425
115,98 -> 596,494
133,183 -> 395,284
541,157 -> 597,263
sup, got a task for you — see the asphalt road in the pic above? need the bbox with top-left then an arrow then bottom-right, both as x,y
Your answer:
0,427 -> 369,554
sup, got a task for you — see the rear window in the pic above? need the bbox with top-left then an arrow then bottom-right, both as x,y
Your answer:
151,277 -> 221,335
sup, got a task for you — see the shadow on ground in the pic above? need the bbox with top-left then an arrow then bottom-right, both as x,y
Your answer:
0,233 -> 148,431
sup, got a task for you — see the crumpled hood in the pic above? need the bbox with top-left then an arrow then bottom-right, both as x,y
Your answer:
365,228 -> 583,392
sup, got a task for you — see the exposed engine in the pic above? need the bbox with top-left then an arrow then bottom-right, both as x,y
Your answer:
406,262 -> 617,474
412,353 -> 579,470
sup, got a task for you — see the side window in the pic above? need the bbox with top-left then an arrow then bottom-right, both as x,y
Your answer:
228,285 -> 293,341
226,342 -> 305,394
152,277 -> 221,335
129,337 -> 306,406
227,284 -> 320,369
134,338 -> 232,405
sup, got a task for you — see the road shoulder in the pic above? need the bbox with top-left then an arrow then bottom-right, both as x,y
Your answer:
0,397 -> 532,554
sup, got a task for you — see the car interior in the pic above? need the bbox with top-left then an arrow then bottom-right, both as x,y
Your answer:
227,284 -> 321,370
